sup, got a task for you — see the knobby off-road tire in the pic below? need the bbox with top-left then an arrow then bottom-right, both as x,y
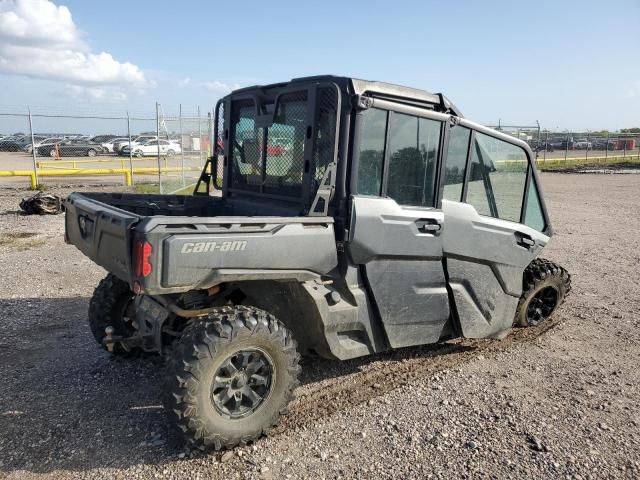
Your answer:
514,258 -> 572,327
88,273 -> 136,354
164,306 -> 300,450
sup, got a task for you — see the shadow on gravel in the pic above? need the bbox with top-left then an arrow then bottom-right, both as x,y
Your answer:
0,296 -> 557,475
0,296 -> 173,474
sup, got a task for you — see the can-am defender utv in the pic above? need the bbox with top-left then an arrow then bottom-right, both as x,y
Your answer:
64,75 -> 571,450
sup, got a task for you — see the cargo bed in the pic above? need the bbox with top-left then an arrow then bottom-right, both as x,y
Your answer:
64,192 -> 338,294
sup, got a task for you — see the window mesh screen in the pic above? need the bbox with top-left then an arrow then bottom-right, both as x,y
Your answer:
228,86 -> 339,202
263,91 -> 308,196
313,87 -> 339,188
215,101 -> 224,184
230,99 -> 262,193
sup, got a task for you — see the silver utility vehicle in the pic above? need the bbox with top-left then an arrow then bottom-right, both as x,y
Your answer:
64,75 -> 571,450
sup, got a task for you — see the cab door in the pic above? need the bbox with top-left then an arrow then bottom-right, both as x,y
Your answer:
439,123 -> 551,338
348,105 -> 452,349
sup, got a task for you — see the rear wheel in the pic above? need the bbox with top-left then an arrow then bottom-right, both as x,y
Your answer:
87,148 -> 97,157
88,274 -> 138,354
166,149 -> 175,156
514,258 -> 571,327
164,306 -> 300,450
49,149 -> 56,157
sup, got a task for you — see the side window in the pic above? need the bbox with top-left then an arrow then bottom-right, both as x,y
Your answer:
465,132 -> 528,223
523,174 -> 546,231
356,108 -> 387,195
442,126 -> 471,202
386,113 -> 441,207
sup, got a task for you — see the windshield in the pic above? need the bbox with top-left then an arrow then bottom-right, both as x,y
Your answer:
228,87 -> 338,202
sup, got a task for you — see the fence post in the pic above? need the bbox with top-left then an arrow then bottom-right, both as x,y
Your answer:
27,107 -> 39,189
207,110 -> 213,158
605,131 -> 609,160
156,102 -> 163,193
565,131 -> 570,163
179,103 -> 185,187
543,130 -> 548,163
198,106 -> 203,166
535,121 -> 541,160
623,137 -> 627,158
126,111 -> 134,187
586,132 -> 590,163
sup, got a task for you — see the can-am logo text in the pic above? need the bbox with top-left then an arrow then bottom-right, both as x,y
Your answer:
181,241 -> 247,253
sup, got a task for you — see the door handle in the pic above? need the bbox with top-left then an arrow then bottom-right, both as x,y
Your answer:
416,219 -> 442,233
516,232 -> 535,249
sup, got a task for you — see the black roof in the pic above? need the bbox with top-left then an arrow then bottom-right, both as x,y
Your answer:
230,75 -> 463,117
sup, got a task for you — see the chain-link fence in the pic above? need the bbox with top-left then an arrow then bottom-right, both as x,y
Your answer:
2,107 -> 639,191
0,104 -> 212,191
489,123 -> 640,167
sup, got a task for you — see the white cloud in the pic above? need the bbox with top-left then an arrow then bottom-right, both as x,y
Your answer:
66,84 -> 127,103
0,0 -> 146,86
178,77 -> 191,87
201,80 -> 240,93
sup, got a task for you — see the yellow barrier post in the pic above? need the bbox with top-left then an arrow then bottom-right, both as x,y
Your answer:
0,166 -> 200,188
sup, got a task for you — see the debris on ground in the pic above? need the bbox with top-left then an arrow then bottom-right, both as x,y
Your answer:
19,191 -> 64,215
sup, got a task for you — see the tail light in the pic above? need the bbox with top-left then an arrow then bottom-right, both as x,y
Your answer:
134,240 -> 152,277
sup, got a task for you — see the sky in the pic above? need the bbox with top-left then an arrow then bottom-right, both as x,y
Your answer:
0,0 -> 639,132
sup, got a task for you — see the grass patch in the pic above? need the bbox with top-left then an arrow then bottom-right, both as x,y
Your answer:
535,155 -> 640,170
131,183 -> 161,194
131,182 -> 199,195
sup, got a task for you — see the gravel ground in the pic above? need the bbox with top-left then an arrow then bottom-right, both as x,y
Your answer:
0,174 -> 639,479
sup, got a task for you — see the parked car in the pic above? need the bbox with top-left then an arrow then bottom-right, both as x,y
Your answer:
573,139 -> 593,150
24,136 -> 64,153
101,137 -> 131,153
528,140 -> 554,153
593,139 -> 617,150
548,137 -> 574,149
90,135 -> 119,144
113,135 -> 157,153
36,139 -> 106,157
0,135 -> 29,152
121,139 -> 181,157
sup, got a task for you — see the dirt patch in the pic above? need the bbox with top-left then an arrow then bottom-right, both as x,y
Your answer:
0,232 -> 46,251
0,232 -> 44,249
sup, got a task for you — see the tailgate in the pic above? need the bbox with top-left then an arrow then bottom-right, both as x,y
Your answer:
64,193 -> 140,281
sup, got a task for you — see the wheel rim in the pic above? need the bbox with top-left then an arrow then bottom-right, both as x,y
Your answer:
88,149 -> 96,157
526,286 -> 559,325
211,348 -> 274,419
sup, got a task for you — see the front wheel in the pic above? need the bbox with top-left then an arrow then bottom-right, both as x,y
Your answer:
134,150 -> 144,157
166,149 -> 175,156
164,306 -> 300,450
87,148 -> 97,157
514,258 -> 571,327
